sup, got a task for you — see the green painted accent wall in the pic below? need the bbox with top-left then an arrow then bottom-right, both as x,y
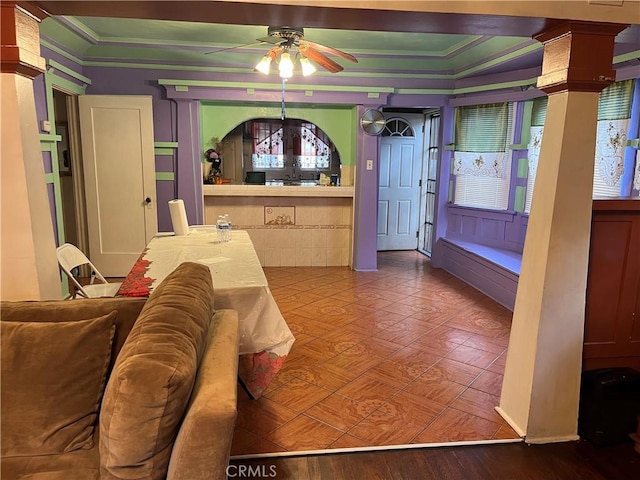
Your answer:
514,186 -> 526,213
156,172 -> 175,181
200,102 -> 357,166
517,158 -> 529,178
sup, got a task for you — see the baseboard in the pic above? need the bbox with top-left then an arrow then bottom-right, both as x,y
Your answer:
230,438 -> 523,460
524,434 -> 580,444
495,406 -> 526,438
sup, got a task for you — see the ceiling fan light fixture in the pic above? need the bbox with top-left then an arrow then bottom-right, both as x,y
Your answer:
256,55 -> 271,75
300,56 -> 316,76
278,52 -> 294,79
255,55 -> 272,74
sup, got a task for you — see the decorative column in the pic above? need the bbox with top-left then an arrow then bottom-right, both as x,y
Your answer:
498,21 -> 626,442
352,105 -> 379,271
1,1 -> 61,300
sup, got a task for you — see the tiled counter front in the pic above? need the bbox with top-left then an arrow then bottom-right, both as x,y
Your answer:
203,186 -> 354,267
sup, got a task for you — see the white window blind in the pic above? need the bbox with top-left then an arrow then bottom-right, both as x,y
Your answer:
525,96 -> 548,213
453,103 -> 514,210
593,80 -> 634,198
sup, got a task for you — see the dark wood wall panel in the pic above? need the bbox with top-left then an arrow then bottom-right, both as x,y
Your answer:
583,199 -> 640,371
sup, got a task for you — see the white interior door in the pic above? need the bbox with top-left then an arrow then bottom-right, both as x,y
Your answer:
377,114 -> 424,251
78,95 -> 157,276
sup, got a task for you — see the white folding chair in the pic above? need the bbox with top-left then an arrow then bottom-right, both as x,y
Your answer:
56,243 -> 122,299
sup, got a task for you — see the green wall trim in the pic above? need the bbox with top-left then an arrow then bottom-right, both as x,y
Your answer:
48,73 -> 87,95
40,142 -> 54,153
517,158 -> 529,178
154,148 -> 175,156
514,186 -> 526,213
520,100 -> 534,147
614,50 -> 640,64
396,88 -> 454,95
44,173 -> 55,184
160,78 -> 394,94
510,143 -> 528,150
453,78 -> 538,95
83,60 -> 451,79
47,59 -> 92,85
83,61 -> 254,73
154,141 -> 178,148
44,73 -> 66,249
40,39 -> 84,66
156,172 -> 175,181
175,85 -> 189,92
40,133 -> 62,143
448,180 -> 454,203
444,144 -> 456,151
627,138 -> 639,148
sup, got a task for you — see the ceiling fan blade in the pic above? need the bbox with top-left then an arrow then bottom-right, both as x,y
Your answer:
302,40 -> 358,63
204,41 -> 264,55
256,35 -> 288,45
298,44 -> 343,73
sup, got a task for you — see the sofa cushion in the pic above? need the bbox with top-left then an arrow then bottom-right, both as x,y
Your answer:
0,297 -> 147,376
0,312 -> 116,458
100,262 -> 214,480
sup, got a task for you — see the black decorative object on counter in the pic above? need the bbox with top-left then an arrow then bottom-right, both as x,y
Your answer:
204,148 -> 222,184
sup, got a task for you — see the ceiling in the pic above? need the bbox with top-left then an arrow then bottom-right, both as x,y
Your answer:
38,10 -> 639,85
40,16 -> 545,81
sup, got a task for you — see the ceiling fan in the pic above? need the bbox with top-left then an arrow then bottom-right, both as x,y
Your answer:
206,26 -> 358,76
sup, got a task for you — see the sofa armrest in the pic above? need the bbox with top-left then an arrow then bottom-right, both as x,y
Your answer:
167,309 -> 239,480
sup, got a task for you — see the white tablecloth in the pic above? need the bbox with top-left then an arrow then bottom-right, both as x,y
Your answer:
123,227 -> 294,358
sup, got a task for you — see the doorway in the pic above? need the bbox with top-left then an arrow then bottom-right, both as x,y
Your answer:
53,89 -> 79,248
418,111 -> 440,256
377,112 -> 424,251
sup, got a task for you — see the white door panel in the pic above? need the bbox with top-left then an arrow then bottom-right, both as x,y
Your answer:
397,200 -> 411,235
79,95 -> 157,276
377,114 -> 424,251
377,201 -> 389,235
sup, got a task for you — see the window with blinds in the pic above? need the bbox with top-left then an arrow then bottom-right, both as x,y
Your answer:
524,96 -> 548,213
593,79 -> 634,198
453,103 -> 514,210
524,79 -> 636,212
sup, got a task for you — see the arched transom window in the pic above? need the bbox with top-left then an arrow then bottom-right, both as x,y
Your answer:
382,118 -> 415,137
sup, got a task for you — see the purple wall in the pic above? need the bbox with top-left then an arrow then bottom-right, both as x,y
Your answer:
34,37 -> 639,278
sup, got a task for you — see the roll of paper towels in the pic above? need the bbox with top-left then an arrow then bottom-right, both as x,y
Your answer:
168,199 -> 190,236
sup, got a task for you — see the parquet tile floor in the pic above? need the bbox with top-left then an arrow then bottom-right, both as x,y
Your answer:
231,251 -> 520,455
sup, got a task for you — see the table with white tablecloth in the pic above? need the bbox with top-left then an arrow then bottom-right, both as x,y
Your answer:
116,227 -> 295,398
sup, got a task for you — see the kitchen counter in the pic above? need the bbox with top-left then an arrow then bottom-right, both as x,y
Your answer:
202,184 -> 355,198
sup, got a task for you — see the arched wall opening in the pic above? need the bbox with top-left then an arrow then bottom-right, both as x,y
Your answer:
199,102 -> 357,185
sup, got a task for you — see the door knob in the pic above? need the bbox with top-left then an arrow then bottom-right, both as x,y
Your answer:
144,197 -> 151,204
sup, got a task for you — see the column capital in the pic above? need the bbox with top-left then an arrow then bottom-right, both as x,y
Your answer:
534,21 -> 627,94
1,1 -> 47,78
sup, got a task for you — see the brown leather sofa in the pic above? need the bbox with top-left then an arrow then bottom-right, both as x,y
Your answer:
1,262 -> 239,480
